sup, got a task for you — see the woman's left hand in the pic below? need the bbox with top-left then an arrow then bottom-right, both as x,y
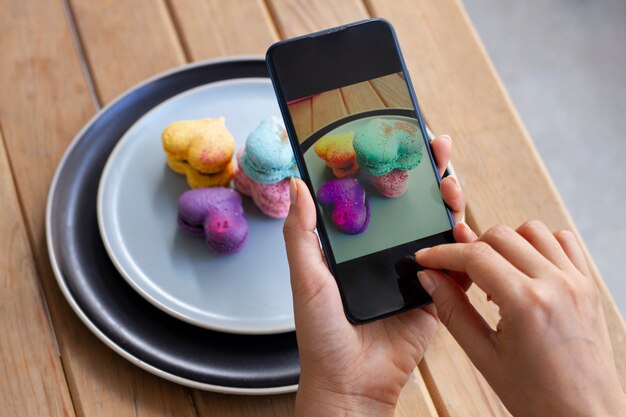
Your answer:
284,135 -> 475,417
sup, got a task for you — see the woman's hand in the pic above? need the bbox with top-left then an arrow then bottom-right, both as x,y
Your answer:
284,135 -> 472,417
416,221 -> 626,417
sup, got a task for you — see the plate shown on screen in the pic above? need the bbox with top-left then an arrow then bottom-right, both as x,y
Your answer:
97,78 -> 294,335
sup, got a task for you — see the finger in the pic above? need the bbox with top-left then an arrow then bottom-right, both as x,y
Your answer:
453,222 -> 477,243
516,220 -> 574,272
418,269 -> 495,368
416,241 -> 526,304
554,230 -> 592,276
284,178 -> 336,303
441,176 -> 465,222
480,224 -> 556,277
430,135 -> 452,177
451,223 -> 477,291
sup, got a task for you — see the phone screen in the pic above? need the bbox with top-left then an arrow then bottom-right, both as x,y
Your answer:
268,19 -> 455,322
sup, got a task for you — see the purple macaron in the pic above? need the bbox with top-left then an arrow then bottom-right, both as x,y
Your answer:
317,178 -> 370,235
177,187 -> 248,253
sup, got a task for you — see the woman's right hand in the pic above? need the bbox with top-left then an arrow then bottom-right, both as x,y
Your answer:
415,220 -> 626,417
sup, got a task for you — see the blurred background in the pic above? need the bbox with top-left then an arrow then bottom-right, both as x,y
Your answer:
464,0 -> 626,313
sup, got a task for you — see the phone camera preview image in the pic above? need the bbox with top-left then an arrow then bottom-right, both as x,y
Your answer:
288,72 -> 451,265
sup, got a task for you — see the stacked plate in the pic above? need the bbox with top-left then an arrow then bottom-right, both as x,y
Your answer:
46,57 -> 300,394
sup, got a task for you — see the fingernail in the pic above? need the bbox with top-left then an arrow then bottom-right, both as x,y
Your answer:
415,247 -> 430,257
441,134 -> 452,144
289,177 -> 297,205
449,175 -> 461,190
417,270 -> 436,295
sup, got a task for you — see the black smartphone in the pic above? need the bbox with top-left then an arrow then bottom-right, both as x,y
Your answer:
266,18 -> 455,323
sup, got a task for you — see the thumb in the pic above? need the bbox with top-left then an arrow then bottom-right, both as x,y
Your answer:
283,178 -> 335,304
418,269 -> 495,368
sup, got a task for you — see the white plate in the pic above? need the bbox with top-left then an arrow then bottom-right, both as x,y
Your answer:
98,78 -> 295,335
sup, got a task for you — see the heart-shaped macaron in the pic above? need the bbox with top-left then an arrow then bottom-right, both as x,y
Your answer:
239,117 -> 300,184
367,169 -> 409,198
317,178 -> 370,235
353,118 -> 423,176
233,148 -> 290,218
177,187 -> 248,253
314,132 -> 358,178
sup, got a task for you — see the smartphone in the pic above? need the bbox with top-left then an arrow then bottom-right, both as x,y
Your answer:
266,18 -> 455,323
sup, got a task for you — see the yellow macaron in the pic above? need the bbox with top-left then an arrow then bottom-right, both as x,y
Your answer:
162,117 -> 235,185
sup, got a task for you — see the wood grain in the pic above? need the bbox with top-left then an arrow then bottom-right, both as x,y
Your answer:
340,81 -> 385,113
0,128 -> 76,417
0,1 -> 199,416
370,73 -> 413,108
395,371 -> 439,417
168,0 -> 279,60
193,392 -> 295,417
266,0 -> 369,38
365,0 -> 626,413
420,327 -> 510,417
311,90 -> 348,131
1,0 -> 623,416
288,98 -> 313,142
69,0 -> 186,103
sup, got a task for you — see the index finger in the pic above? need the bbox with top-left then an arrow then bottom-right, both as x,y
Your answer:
416,241 -> 527,304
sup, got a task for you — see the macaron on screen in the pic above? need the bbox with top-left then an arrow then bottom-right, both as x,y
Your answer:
288,73 -> 452,264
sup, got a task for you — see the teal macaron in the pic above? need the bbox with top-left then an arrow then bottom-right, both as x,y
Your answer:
353,118 -> 423,176
240,116 -> 300,184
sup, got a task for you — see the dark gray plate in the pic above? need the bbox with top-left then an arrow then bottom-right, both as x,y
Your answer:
46,57 -> 299,393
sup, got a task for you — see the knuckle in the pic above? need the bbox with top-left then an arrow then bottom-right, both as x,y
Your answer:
554,229 -> 575,242
464,241 -> 492,260
523,285 -> 554,318
482,224 -> 512,242
436,291 -> 465,327
282,218 -> 298,239
518,219 -> 546,234
571,273 -> 601,303
554,229 -> 573,238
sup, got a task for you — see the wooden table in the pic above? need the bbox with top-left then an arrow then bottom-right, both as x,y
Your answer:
1,1 -> 624,416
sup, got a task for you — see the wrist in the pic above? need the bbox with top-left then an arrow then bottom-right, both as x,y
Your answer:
295,375 -> 397,417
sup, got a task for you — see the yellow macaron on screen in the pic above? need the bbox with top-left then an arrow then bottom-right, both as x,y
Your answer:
287,71 -> 452,264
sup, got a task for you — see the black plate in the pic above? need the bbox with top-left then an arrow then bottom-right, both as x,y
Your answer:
46,58 -> 299,393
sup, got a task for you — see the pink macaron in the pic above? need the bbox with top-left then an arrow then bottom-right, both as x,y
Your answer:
367,170 -> 409,198
234,148 -> 291,218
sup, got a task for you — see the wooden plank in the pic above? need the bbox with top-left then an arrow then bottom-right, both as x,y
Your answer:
311,90 -> 348,131
193,393 -> 295,417
168,0 -> 279,60
395,371 -> 439,417
0,1 -> 199,416
365,0 -> 626,412
0,128 -> 76,417
288,98 -> 313,142
69,0 -> 186,103
370,73 -> 413,108
420,327 -> 510,417
340,80 -> 385,113
266,0 -> 369,38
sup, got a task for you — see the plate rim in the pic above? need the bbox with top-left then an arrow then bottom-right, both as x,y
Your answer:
46,55 -> 298,394
96,77 -> 295,335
